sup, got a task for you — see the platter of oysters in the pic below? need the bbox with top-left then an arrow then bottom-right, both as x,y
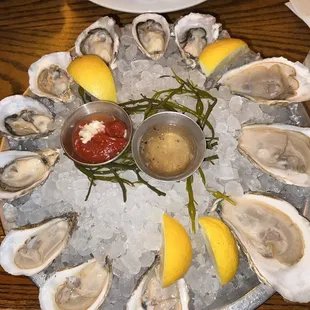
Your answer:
1,11 -> 310,310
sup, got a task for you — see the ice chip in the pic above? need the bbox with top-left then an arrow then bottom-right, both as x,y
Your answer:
227,115 -> 241,131
125,44 -> 138,61
225,181 -> 244,196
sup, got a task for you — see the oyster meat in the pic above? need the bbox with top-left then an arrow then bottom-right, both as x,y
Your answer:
213,193 -> 310,302
218,57 -> 310,104
174,13 -> 221,67
0,213 -> 77,276
0,95 -> 54,140
238,124 -> 310,187
75,17 -> 120,69
29,52 -> 75,103
127,256 -> 189,310
0,149 -> 59,200
132,14 -> 170,60
39,258 -> 113,310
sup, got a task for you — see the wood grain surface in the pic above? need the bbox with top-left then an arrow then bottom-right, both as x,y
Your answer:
0,0 -> 310,309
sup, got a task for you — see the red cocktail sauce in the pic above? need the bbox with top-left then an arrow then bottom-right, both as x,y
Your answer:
72,113 -> 128,164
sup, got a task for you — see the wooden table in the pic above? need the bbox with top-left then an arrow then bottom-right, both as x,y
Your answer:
0,0 -> 310,309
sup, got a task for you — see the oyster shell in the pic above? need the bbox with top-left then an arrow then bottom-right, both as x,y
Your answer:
127,256 -> 189,310
39,258 -> 113,310
0,95 -> 55,140
238,124 -> 310,187
29,52 -> 75,103
174,13 -> 221,67
0,148 -> 59,201
75,17 -> 120,69
218,57 -> 310,104
0,213 -> 77,276
213,193 -> 310,302
132,14 -> 170,60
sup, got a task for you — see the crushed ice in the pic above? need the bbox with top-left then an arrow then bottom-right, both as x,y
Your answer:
5,24 -> 310,309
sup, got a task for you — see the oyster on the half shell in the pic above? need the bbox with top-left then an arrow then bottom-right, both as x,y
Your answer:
0,95 -> 55,140
29,52 -> 75,103
39,258 -> 113,310
213,193 -> 310,303
174,13 -> 221,67
218,57 -> 310,105
238,124 -> 310,187
75,16 -> 120,69
0,149 -> 59,200
127,256 -> 189,310
0,213 -> 77,276
132,14 -> 170,60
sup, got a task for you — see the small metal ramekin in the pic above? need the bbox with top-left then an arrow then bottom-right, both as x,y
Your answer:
131,112 -> 206,181
60,101 -> 132,167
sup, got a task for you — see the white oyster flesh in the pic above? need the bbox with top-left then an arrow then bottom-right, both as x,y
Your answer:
238,124 -> 310,187
0,149 -> 59,200
174,13 -> 221,67
75,17 -> 120,69
127,258 -> 189,310
132,14 -> 170,60
0,95 -> 54,140
0,213 -> 77,276
216,193 -> 310,303
29,52 -> 74,103
39,259 -> 113,310
218,57 -> 310,104
137,21 -> 166,56
81,29 -> 113,63
181,28 -> 207,58
38,65 -> 71,96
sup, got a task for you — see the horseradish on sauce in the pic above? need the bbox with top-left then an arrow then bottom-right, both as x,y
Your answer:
79,120 -> 105,144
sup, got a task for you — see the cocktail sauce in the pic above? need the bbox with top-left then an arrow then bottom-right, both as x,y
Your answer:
72,113 -> 127,164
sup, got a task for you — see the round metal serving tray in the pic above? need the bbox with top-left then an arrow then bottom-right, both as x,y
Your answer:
1,27 -> 310,310
2,105 -> 310,309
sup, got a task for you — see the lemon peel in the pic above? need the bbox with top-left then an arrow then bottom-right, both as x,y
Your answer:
199,38 -> 248,77
160,213 -> 192,287
199,216 -> 239,285
67,55 -> 117,102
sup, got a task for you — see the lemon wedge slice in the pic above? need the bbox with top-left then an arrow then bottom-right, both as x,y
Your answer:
199,38 -> 248,77
160,213 -> 192,287
67,55 -> 117,102
198,216 -> 239,285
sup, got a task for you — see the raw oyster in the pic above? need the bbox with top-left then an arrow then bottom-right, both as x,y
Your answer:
218,57 -> 310,104
0,213 -> 77,276
127,256 -> 189,309
39,258 -> 113,310
0,148 -> 60,200
75,16 -> 120,69
174,13 -> 221,67
132,14 -> 170,60
29,52 -> 75,103
238,124 -> 310,187
0,95 -> 54,140
213,193 -> 310,302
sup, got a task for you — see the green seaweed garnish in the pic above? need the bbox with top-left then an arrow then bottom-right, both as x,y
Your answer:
76,72 -> 224,231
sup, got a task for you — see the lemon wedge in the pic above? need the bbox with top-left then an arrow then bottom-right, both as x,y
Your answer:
199,38 -> 248,77
67,55 -> 117,102
160,213 -> 192,287
198,216 -> 239,285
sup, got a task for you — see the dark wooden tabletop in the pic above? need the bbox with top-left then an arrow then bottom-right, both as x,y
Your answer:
1,0 -> 310,309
